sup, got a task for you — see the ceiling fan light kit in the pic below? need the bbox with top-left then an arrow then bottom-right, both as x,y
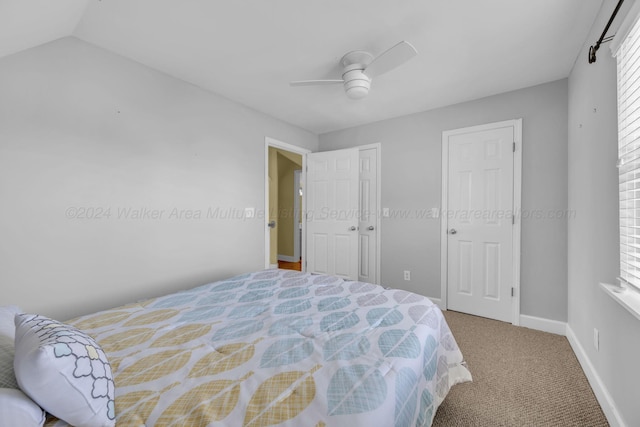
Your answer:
290,41 -> 417,100
342,63 -> 372,99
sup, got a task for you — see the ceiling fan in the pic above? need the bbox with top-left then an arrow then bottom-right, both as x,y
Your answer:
290,41 -> 418,100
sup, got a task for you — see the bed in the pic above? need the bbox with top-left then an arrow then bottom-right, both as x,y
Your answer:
4,269 -> 471,427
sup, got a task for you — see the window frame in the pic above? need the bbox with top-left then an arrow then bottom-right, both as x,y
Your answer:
602,0 -> 640,321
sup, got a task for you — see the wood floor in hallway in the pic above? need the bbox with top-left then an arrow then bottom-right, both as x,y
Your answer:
278,259 -> 301,271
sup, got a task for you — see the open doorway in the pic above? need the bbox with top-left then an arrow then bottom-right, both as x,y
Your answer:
264,138 -> 310,270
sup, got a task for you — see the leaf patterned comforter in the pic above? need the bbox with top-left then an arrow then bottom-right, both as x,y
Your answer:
47,270 -> 471,427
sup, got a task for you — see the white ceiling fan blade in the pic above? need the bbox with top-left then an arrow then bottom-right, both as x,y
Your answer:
290,80 -> 344,87
364,41 -> 417,78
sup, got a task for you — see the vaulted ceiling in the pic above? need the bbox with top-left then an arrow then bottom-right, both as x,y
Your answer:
0,0 -> 603,134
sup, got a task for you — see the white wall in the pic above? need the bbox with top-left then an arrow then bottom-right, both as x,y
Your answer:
568,0 -> 640,425
320,79 -> 569,322
0,37 -> 318,321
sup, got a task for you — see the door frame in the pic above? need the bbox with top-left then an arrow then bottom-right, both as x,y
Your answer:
264,137 -> 310,270
439,119 -> 522,325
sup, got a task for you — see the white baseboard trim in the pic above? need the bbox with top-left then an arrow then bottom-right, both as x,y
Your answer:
566,325 -> 626,427
277,255 -> 299,262
519,314 -> 567,336
268,263 -> 279,269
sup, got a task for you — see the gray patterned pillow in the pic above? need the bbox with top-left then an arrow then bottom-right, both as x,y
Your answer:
0,305 -> 21,388
0,335 -> 18,388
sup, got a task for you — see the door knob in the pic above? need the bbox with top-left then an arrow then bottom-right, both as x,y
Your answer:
349,226 -> 357,231
449,228 -> 457,235
368,226 -> 375,231
267,220 -> 276,228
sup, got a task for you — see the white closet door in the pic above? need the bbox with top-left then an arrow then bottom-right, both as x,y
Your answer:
358,148 -> 378,284
306,148 -> 359,280
446,125 -> 515,322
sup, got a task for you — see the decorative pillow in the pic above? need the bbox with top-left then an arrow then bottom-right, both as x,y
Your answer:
14,313 -> 116,427
0,305 -> 22,388
0,388 -> 46,427
0,335 -> 18,389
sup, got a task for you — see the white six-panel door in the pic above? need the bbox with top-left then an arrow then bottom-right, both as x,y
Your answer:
444,122 -> 517,323
306,148 -> 359,280
358,147 -> 378,284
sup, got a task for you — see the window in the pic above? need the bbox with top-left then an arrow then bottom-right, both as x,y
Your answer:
615,13 -> 640,292
604,2 -> 640,321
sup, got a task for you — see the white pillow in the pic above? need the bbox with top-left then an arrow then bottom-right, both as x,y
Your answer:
0,388 -> 45,427
0,305 -> 22,389
14,313 -> 116,427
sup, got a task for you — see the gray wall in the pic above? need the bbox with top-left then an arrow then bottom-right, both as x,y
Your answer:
568,0 -> 640,425
320,79 -> 569,322
0,37 -> 318,321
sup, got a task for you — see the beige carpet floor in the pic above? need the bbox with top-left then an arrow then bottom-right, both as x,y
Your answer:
432,311 -> 608,427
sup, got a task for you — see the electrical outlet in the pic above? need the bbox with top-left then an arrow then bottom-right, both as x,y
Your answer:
593,328 -> 599,352
404,270 -> 411,281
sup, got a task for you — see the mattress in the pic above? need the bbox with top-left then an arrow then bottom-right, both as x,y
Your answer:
46,269 -> 471,426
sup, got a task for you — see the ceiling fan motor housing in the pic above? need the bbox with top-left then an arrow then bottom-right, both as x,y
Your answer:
342,65 -> 371,99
